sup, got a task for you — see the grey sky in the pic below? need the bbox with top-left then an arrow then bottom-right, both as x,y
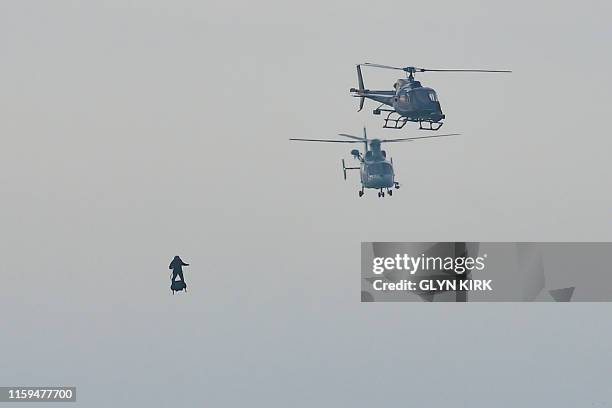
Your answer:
1,0 -> 611,406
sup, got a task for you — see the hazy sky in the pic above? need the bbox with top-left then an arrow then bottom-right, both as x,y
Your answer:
1,1 -> 611,406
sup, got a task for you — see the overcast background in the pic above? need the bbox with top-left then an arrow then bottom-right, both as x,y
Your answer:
1,0 -> 611,406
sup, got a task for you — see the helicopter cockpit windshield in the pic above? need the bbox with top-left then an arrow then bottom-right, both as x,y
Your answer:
368,162 -> 393,176
411,88 -> 438,104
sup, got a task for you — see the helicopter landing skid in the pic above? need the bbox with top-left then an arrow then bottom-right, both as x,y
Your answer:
378,110 -> 408,130
418,120 -> 444,131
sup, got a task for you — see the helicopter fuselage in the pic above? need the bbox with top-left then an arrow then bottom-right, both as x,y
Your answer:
351,79 -> 446,130
361,79 -> 445,123
360,159 -> 394,189
356,140 -> 395,189
391,80 -> 445,123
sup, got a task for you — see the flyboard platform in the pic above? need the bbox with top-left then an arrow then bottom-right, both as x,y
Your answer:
171,280 -> 187,294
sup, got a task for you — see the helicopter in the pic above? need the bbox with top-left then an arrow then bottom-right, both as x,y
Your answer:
290,128 -> 459,198
350,63 -> 511,131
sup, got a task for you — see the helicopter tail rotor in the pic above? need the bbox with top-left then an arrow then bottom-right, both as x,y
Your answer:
342,159 -> 347,180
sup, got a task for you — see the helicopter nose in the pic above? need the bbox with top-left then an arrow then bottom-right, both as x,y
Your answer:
368,174 -> 393,187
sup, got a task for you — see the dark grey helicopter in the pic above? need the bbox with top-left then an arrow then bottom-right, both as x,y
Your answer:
290,128 -> 459,198
350,63 -> 511,130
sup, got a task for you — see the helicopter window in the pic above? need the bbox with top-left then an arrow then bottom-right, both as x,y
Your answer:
398,91 -> 410,104
410,89 -> 435,104
429,91 -> 438,102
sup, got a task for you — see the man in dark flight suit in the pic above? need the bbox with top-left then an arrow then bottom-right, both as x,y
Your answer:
169,255 -> 189,283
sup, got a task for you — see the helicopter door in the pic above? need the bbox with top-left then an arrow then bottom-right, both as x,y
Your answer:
398,89 -> 410,106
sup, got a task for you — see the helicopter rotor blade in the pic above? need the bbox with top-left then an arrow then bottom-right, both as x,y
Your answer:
362,63 -> 405,71
289,138 -> 362,143
380,133 -> 461,143
338,133 -> 367,141
362,63 -> 511,74
417,68 -> 512,73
